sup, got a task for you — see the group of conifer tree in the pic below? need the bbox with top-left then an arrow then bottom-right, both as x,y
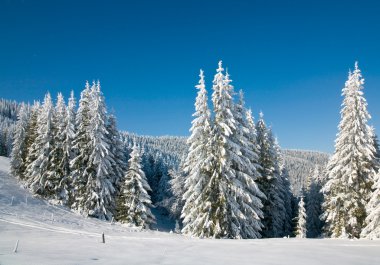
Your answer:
9,61 -> 380,240
180,61 -> 380,240
290,63 -> 380,240
10,81 -> 155,228
180,61 -> 293,239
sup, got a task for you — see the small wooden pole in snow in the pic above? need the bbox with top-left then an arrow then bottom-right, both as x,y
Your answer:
13,240 -> 19,253
25,195 -> 28,205
10,196 -> 14,206
111,217 -> 114,225
102,233 -> 105,243
51,213 -> 54,224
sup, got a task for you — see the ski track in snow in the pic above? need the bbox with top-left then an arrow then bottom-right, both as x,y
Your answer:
1,156 -> 380,265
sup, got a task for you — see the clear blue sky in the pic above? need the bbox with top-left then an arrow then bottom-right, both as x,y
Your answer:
1,0 -> 380,153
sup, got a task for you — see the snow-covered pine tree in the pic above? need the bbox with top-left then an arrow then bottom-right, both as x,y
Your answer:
203,62 -> 243,238
60,91 -> 76,205
181,69 -> 213,237
256,113 -> 284,238
43,93 -> 68,203
23,101 -> 40,181
185,61 -> 262,238
25,93 -> 55,196
230,89 -> 264,238
70,82 -> 93,210
116,144 -> 155,228
322,63 -> 377,238
106,114 -> 127,189
245,108 -> 258,154
74,81 -> 116,220
189,61 -> 238,238
295,196 -> 307,238
10,103 -> 30,179
270,134 -> 291,237
361,170 -> 380,239
306,166 -> 324,238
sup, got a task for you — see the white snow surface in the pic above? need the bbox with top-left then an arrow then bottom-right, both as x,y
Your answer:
0,157 -> 379,265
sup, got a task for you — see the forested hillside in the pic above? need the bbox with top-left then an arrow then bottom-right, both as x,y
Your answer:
0,99 -> 21,156
282,150 -> 330,195
122,133 -> 329,198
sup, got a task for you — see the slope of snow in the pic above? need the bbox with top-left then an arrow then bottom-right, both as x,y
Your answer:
1,156 -> 379,265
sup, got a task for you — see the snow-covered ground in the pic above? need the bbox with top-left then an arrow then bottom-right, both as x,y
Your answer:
0,157 -> 379,265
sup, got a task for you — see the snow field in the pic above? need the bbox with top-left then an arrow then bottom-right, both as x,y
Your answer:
1,156 -> 380,264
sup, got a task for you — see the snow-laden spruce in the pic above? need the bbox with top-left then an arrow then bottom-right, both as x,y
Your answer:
182,62 -> 264,239
296,196 -> 307,238
73,82 -> 117,220
181,69 -> 213,237
25,93 -> 55,196
270,133 -> 293,237
322,62 -> 377,238
45,93 -> 69,203
256,113 -> 286,237
205,61 -> 247,238
361,170 -> 380,239
230,90 -> 264,238
116,144 -> 155,228
106,114 -> 127,189
10,103 -> 30,180
23,101 -> 41,174
60,91 -> 76,205
70,82 -> 93,210
193,62 -> 240,238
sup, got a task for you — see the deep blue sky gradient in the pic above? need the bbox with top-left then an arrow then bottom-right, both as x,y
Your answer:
1,0 -> 380,153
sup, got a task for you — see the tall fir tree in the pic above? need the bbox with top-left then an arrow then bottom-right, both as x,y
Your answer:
184,61 -> 264,238
205,61 -> 244,238
230,90 -> 264,238
44,93 -> 68,203
74,81 -> 116,220
25,93 -> 56,196
192,61 -> 239,238
23,101 -> 40,181
71,82 -> 93,210
181,69 -> 213,237
10,103 -> 30,179
322,63 -> 377,238
106,114 -> 127,190
256,113 -> 284,237
60,91 -> 76,205
116,144 -> 155,228
295,196 -> 307,238
269,132 -> 288,237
